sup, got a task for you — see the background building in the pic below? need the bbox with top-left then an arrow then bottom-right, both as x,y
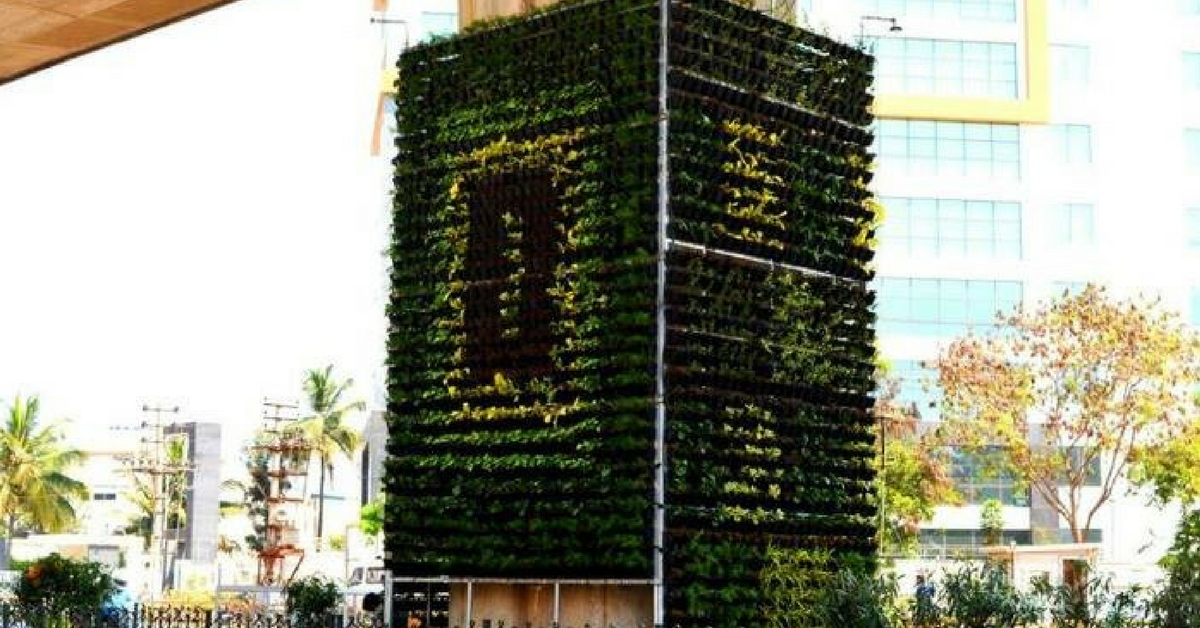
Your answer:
803,0 -> 1200,581
165,421 -> 222,565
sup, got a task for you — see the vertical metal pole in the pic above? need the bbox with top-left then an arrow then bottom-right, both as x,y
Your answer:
466,580 -> 474,628
879,411 -> 886,550
384,572 -> 394,628
653,0 -> 670,622
552,582 -> 561,626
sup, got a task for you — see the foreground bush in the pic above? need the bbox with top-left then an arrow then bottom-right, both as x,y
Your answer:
1032,572 -> 1142,628
814,570 -> 904,628
14,553 -> 114,617
285,575 -> 341,628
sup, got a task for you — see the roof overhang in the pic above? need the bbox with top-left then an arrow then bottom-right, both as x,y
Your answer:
0,0 -> 247,86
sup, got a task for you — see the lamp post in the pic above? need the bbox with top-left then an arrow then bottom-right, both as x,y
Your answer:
370,17 -> 410,52
859,14 -> 902,46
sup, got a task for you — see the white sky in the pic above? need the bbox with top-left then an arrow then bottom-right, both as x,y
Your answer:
0,0 -> 392,469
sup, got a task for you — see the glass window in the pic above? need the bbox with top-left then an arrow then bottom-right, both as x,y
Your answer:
875,120 -> 1021,179
417,11 -> 457,41
890,359 -> 941,419
1054,0 -> 1089,9
1051,203 -> 1095,245
919,529 -> 1034,550
1048,124 -> 1092,165
1188,208 -> 1200,250
1184,0 -> 1200,15
879,197 -> 1022,259
1187,129 -> 1200,168
1052,45 -> 1090,89
1185,53 -> 1200,90
874,37 -> 1018,98
1192,287 -> 1200,326
860,0 -> 1017,22
949,449 -> 1030,506
876,277 -> 1023,338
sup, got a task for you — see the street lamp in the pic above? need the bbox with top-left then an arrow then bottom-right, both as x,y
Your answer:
859,15 -> 902,46
371,16 -> 410,52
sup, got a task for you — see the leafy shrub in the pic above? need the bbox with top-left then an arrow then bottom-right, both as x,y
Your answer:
14,553 -> 115,616
937,563 -> 1040,628
814,569 -> 903,628
1031,572 -> 1143,628
1147,508 -> 1200,628
761,547 -> 834,628
285,575 -> 341,628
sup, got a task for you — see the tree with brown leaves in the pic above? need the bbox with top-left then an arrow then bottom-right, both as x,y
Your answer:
934,285 -> 1200,543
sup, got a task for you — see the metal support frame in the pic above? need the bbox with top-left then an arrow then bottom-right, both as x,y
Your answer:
652,0 -> 671,623
384,572 -> 394,628
385,577 -> 654,627
465,581 -> 474,628
553,583 -> 561,626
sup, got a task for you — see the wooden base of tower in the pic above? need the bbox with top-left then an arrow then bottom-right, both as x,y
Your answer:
446,582 -> 651,628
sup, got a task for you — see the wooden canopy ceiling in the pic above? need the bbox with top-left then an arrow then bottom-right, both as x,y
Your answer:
0,0 -> 245,85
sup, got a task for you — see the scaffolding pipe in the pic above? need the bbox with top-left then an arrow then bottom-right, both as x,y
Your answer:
652,0 -> 670,622
553,582 -> 561,626
384,572 -> 394,628
466,580 -> 474,628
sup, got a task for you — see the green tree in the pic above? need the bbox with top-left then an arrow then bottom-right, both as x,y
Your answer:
292,365 -> 364,549
285,574 -> 342,628
15,553 -> 114,618
1130,407 -> 1200,506
980,498 -> 1003,546
1148,508 -> 1200,627
934,285 -> 1200,543
875,368 -> 957,554
359,494 -> 384,539
0,396 -> 88,569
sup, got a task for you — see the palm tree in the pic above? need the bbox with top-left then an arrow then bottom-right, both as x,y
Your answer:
0,396 -> 88,568
292,366 -> 364,549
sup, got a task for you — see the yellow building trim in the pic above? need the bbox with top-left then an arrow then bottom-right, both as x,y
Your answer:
381,67 -> 399,94
872,0 -> 1048,124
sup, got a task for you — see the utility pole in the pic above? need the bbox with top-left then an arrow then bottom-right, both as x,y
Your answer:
254,399 -> 309,586
124,404 -> 193,598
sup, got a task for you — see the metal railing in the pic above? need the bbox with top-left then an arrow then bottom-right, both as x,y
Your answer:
0,604 -> 387,628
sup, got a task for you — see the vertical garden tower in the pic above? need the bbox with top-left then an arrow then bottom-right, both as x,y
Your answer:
386,0 -> 878,625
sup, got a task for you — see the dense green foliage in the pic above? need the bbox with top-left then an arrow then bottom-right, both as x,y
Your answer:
359,495 -> 384,539
14,553 -> 115,616
814,569 -> 904,628
386,0 -> 876,624
793,560 -> 1200,628
388,0 -> 660,578
285,575 -> 341,628
1031,572 -> 1142,628
1147,509 -> 1200,627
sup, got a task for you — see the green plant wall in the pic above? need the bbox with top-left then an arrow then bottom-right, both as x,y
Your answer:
386,0 -> 877,622
386,0 -> 661,578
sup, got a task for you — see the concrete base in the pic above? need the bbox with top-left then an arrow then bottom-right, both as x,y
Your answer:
448,583 -> 651,628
